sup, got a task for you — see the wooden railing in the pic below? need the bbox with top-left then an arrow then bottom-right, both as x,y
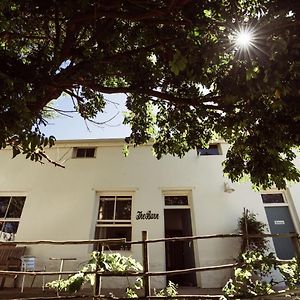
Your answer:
0,231 -> 300,300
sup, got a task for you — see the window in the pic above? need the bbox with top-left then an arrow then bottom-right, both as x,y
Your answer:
0,196 -> 26,241
261,193 -> 285,204
165,195 -> 188,206
196,144 -> 220,156
94,195 -> 132,250
74,147 -> 96,158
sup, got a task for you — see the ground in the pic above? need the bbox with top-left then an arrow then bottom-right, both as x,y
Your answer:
0,287 -> 223,299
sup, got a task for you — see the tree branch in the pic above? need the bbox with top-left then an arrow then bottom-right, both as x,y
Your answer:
80,81 -> 223,109
39,151 -> 65,168
44,105 -> 76,117
0,31 -> 48,41
54,0 -> 61,56
67,0 -> 192,24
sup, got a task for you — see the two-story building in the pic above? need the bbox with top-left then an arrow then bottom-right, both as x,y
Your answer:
0,139 -> 299,289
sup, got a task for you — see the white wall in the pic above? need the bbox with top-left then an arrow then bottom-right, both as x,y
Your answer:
0,139 -> 299,288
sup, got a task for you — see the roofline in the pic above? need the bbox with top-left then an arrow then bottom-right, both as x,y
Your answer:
55,137 -> 126,145
54,137 -> 228,147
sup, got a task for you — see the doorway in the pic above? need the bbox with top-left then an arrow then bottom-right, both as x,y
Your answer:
164,209 -> 196,286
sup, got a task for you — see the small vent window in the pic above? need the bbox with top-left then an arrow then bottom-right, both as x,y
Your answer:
197,144 -> 220,156
74,148 -> 96,158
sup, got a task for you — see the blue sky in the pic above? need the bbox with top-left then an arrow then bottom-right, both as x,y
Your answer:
41,94 -> 131,140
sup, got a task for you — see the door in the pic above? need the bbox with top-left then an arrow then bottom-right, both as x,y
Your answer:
164,209 -> 196,286
265,206 -> 296,259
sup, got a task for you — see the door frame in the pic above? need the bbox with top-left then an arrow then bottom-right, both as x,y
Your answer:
162,190 -> 197,286
261,190 -> 300,256
261,190 -> 299,231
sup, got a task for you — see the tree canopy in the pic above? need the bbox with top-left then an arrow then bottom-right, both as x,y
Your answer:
0,0 -> 299,188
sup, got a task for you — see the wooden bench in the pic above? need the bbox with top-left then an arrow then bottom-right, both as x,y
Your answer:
0,245 -> 26,288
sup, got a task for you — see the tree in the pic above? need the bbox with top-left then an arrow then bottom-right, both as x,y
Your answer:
0,0 -> 299,188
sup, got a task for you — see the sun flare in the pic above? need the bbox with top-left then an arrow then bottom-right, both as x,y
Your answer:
235,29 -> 253,49
227,23 -> 265,59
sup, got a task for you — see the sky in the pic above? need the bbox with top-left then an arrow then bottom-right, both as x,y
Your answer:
41,93 -> 131,140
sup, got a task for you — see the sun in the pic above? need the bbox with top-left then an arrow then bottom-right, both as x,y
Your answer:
227,23 -> 265,59
235,29 -> 253,49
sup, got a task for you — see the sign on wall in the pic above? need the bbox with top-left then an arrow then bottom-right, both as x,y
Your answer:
136,210 -> 159,220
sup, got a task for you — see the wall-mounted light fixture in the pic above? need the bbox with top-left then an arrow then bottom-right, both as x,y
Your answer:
224,182 -> 235,193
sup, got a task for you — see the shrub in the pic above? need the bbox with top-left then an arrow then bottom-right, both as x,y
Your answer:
238,209 -> 269,253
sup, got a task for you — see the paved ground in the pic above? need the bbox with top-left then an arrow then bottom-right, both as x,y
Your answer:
0,287 -> 224,299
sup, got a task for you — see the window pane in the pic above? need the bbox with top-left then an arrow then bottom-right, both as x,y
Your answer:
94,226 -> 131,250
7,197 -> 26,218
75,148 -> 95,158
76,148 -> 86,157
261,194 -> 285,204
85,148 -> 95,157
0,197 -> 10,218
99,198 -> 115,220
115,200 -> 131,220
165,196 -> 188,205
1,221 -> 19,234
197,145 -> 220,155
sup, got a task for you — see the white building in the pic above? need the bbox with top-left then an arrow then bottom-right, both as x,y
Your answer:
0,139 -> 299,289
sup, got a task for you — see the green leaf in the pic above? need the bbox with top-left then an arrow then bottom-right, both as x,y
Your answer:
12,147 -> 21,158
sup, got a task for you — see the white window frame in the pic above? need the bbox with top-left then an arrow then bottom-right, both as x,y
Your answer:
95,193 -> 132,250
163,191 -> 191,209
0,196 -> 26,241
260,191 -> 289,208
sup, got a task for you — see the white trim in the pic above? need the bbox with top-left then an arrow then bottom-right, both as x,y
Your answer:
95,224 -> 131,228
161,189 -> 193,195
164,205 -> 191,209
94,193 -> 133,251
95,189 -> 138,194
0,192 -> 28,197
261,191 -> 288,207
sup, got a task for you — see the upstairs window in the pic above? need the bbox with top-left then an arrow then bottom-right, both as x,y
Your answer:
94,195 -> 132,251
74,147 -> 96,158
0,196 -> 26,241
196,144 -> 220,156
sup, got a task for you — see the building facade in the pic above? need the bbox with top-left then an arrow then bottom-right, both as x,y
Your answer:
0,139 -> 299,288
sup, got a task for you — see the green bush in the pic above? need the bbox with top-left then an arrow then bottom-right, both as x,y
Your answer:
238,210 -> 269,253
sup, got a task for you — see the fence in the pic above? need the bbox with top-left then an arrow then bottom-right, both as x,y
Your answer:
0,230 -> 300,300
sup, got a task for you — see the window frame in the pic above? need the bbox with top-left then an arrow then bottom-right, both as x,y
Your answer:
0,196 -> 26,241
94,193 -> 133,251
164,195 -> 189,206
73,147 -> 96,158
196,144 -> 221,156
260,191 -> 288,207
163,191 -> 191,209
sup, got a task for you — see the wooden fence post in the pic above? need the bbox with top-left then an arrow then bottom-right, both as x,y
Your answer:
142,231 -> 150,298
291,233 -> 300,258
93,244 -> 103,300
244,208 -> 249,250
